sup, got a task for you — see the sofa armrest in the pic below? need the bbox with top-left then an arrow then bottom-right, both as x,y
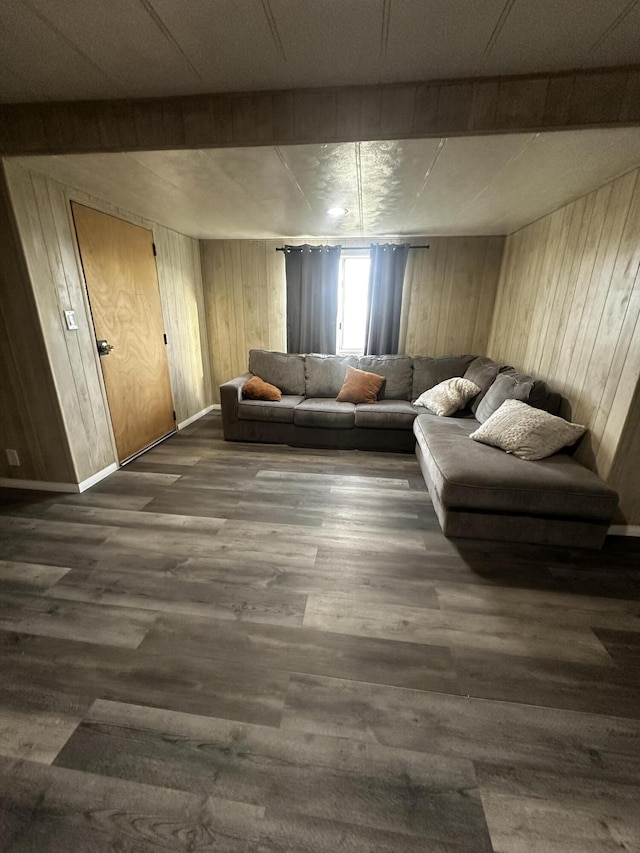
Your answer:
220,373 -> 252,439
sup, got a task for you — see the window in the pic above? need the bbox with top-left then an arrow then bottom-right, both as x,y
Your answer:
336,255 -> 370,354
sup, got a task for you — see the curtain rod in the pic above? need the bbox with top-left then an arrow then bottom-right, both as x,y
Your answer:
275,244 -> 429,252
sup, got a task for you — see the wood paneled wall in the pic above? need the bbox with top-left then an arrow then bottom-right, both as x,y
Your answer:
609,382 -> 640,525
488,167 -> 640,522
153,226 -> 212,425
200,240 -> 286,400
1,66 -> 638,156
3,160 -> 212,483
0,164 -> 75,482
201,236 -> 503,401
402,236 -> 504,357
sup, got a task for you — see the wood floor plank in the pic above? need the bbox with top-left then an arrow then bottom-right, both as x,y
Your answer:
54,698 -> 491,847
453,646 -> 640,718
0,590 -> 157,648
217,518 -> 429,554
0,560 -> 71,591
48,568 -> 308,627
106,524 -> 319,563
89,469 -> 182,494
42,503 -> 228,534
256,810 -> 477,853
0,705 -> 81,764
59,491 -> 156,510
0,756 -> 264,852
0,514 -> 114,543
0,631 -> 290,727
436,582 -> 640,631
303,593 -> 614,665
254,470 -> 412,490
281,673 -> 640,783
139,614 -> 457,692
476,763 -> 640,853
594,627 -> 640,667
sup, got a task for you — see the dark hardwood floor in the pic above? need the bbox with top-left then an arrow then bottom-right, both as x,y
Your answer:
1,412 -> 640,852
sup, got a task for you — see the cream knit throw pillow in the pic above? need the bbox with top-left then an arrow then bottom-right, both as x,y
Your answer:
414,377 -> 480,417
469,399 -> 586,460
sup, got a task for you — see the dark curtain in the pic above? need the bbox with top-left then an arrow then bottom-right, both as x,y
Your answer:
285,244 -> 341,353
364,242 -> 410,355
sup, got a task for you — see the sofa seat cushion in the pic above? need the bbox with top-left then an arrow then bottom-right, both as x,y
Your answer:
358,355 -> 413,400
294,398 -> 355,428
413,414 -> 618,522
238,395 -> 304,423
355,400 -> 420,430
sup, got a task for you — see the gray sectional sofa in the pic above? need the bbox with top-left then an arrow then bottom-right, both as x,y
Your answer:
220,349 -> 618,548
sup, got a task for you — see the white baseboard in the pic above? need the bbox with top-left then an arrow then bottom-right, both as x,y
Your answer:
0,462 -> 118,494
0,477 -> 80,493
177,404 -> 219,430
608,525 -> 640,538
78,463 -> 118,492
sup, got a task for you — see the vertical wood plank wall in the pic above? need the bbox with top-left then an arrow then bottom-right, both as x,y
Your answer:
200,240 -> 286,399
154,226 -> 213,424
487,167 -> 640,523
3,160 -> 212,483
402,236 -> 505,357
200,235 -> 504,401
608,383 -> 640,525
0,164 -> 75,482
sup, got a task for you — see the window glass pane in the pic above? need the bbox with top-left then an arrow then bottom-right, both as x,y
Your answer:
339,257 -> 369,353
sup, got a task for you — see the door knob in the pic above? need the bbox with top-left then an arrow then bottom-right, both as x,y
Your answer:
97,339 -> 114,356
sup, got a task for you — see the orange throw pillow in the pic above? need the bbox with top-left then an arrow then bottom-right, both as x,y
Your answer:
243,375 -> 282,401
336,366 -> 384,404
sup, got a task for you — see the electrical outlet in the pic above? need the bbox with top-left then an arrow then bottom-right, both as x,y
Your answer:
6,449 -> 20,467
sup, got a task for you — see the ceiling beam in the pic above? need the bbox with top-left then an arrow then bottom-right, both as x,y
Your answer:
1,65 -> 639,156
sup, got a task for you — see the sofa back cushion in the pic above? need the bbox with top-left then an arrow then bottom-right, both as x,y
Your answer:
464,356 -> 505,414
412,355 -> 476,400
358,355 -> 413,400
501,368 -> 562,416
305,354 -> 358,397
476,371 -> 554,423
248,349 -> 305,396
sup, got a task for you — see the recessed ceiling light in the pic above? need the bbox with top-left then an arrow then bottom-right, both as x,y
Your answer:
327,206 -> 348,217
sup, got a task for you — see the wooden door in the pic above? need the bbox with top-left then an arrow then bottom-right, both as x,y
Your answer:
72,202 -> 175,463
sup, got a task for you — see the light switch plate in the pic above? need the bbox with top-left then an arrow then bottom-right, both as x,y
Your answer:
6,449 -> 20,466
64,310 -> 78,330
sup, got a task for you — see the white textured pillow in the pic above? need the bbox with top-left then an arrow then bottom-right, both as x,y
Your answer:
414,377 -> 481,417
469,399 -> 586,460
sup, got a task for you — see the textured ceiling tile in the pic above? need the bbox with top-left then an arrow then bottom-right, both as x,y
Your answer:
0,1 -> 119,101
25,0 -> 201,98
13,129 -> 640,238
479,0 -> 638,76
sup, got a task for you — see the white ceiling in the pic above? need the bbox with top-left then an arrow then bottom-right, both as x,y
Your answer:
1,0 -> 639,103
14,128 -> 640,238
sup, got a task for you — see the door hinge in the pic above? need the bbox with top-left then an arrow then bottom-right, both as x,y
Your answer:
163,333 -> 168,344
152,243 -> 157,256
172,410 -> 176,421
